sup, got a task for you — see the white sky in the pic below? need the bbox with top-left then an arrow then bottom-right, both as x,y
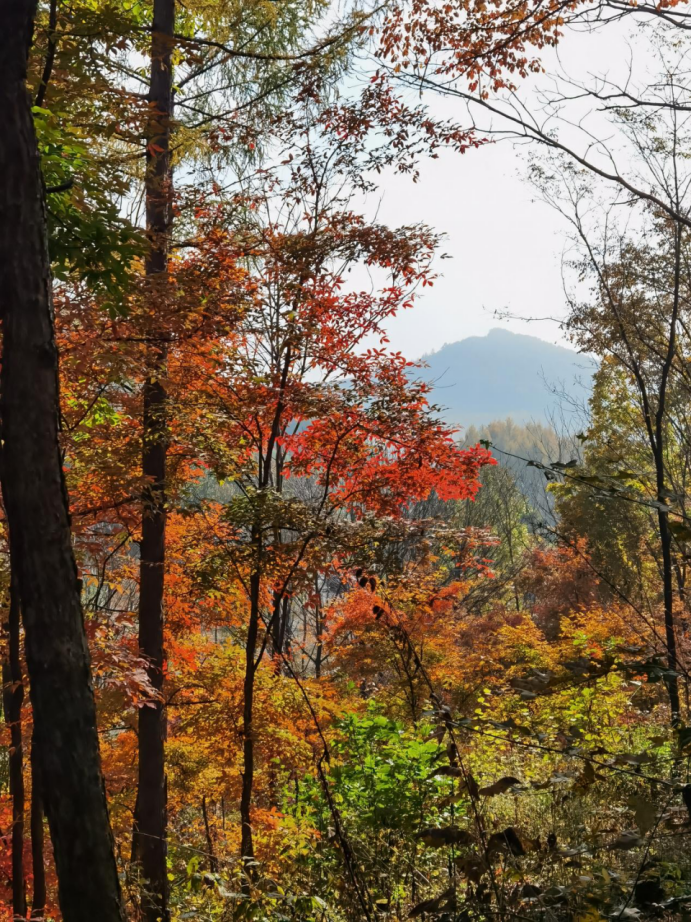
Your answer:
364,139 -> 570,359
357,15 -> 659,360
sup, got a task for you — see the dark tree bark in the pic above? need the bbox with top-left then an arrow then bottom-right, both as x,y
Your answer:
240,357 -> 295,876
571,215 -> 687,723
270,590 -> 291,662
240,567 -> 261,881
658,509 -> 681,720
0,3 -> 126,920
653,221 -> 683,724
131,0 -> 174,918
2,577 -> 26,918
314,576 -> 324,679
201,797 -> 218,874
30,727 -> 46,921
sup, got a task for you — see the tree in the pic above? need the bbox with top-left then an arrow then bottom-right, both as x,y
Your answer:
2,576 -> 25,918
0,2 -> 125,919
125,2 -> 374,913
554,200 -> 690,721
137,102 -> 492,874
423,1 -> 692,720
377,0 -> 689,227
131,4 -> 175,921
554,361 -> 670,607
0,0 -> 687,912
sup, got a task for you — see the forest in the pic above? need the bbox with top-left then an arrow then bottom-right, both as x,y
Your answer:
0,0 -> 689,919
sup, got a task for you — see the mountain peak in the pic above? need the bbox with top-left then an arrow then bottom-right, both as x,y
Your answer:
417,329 -> 594,428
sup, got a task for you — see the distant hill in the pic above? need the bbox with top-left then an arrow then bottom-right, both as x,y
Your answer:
416,328 -> 595,429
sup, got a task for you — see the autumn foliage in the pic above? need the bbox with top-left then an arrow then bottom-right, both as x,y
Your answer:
0,0 -> 689,919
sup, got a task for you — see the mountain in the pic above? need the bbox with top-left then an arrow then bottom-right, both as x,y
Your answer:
416,328 -> 596,429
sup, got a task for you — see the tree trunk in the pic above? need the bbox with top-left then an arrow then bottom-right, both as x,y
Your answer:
314,592 -> 323,679
658,507 -> 681,721
2,577 -> 26,918
132,0 -> 174,918
201,797 -> 218,874
30,727 -> 46,921
270,590 -> 291,663
0,4 -> 125,920
240,568 -> 260,881
271,588 -> 283,660
653,220 -> 683,725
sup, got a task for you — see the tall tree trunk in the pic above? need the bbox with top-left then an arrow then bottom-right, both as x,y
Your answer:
0,4 -> 126,920
132,0 -> 174,918
2,577 -> 26,918
201,797 -> 218,874
240,364 -> 296,874
314,575 -> 323,679
240,568 -> 260,882
654,221 -> 683,725
270,590 -> 291,663
657,494 -> 681,721
271,589 -> 283,659
30,728 -> 46,921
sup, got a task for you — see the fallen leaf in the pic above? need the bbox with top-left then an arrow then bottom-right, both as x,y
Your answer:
521,882 -> 542,899
428,765 -> 462,779
479,776 -> 522,796
487,827 -> 525,857
611,908 -> 641,920
456,855 -> 487,882
416,826 -> 474,848
609,830 -> 645,850
616,753 -> 651,766
628,794 -> 657,833
557,844 -> 590,858
530,780 -> 553,790
409,886 -> 456,918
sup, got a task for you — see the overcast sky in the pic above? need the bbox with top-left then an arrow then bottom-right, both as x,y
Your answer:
357,16 -> 648,361
366,139 -> 571,359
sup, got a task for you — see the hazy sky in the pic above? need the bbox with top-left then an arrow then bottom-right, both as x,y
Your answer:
367,139 -> 570,359
359,17 -> 646,360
